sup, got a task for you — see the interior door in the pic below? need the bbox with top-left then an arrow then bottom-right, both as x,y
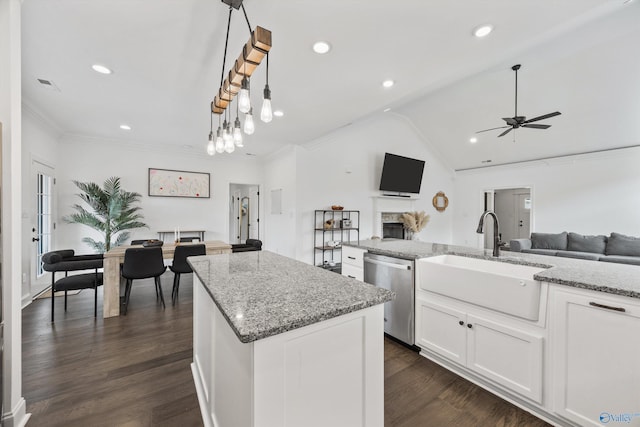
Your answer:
493,188 -> 531,244
516,193 -> 531,239
30,160 -> 55,297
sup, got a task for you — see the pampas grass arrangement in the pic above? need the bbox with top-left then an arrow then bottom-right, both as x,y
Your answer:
400,211 -> 430,233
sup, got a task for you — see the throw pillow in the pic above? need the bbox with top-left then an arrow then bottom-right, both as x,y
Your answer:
605,232 -> 640,256
531,232 -> 568,250
567,232 -> 607,254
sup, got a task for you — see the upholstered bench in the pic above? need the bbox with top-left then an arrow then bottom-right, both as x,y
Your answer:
231,238 -> 263,253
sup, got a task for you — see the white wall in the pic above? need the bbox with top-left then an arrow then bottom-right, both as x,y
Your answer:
453,146 -> 640,248
294,113 -> 455,265
55,135 -> 263,253
262,145 -> 298,258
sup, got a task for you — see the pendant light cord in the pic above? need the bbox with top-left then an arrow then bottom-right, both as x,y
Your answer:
241,4 -> 252,33
220,6 -> 233,88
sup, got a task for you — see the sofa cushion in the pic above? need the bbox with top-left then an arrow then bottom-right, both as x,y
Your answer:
605,232 -> 640,257
567,232 -> 607,254
531,232 -> 567,250
599,255 -> 640,266
556,251 -> 602,261
522,248 -> 559,256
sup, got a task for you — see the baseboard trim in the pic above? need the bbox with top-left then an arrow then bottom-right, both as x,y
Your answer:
2,397 -> 31,427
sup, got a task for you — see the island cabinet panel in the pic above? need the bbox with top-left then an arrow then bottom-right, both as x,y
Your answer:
550,287 -> 640,427
192,275 -> 385,427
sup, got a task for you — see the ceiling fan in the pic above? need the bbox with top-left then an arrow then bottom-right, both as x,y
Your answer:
476,64 -> 561,138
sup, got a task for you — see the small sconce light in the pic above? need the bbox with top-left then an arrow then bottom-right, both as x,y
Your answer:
432,191 -> 449,212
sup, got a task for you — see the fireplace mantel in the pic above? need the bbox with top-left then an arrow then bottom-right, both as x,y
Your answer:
372,195 -> 419,238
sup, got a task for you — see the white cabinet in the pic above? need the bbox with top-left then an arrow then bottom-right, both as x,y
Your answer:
341,246 -> 366,281
550,287 -> 640,427
416,297 -> 543,403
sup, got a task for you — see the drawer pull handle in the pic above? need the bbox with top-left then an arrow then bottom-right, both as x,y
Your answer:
347,256 -> 356,260
589,301 -> 626,312
347,275 -> 355,279
458,320 -> 464,326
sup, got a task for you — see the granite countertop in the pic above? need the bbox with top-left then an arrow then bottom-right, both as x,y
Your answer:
188,251 -> 394,343
346,239 -> 640,299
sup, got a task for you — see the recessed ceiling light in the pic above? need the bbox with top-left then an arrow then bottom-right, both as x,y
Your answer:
182,144 -> 193,149
273,110 -> 284,117
473,24 -> 493,38
119,124 -> 131,130
382,79 -> 394,88
312,41 -> 331,54
92,64 -> 113,74
383,107 -> 391,113
470,137 -> 478,143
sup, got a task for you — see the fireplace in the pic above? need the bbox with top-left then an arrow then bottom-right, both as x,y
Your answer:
382,222 -> 406,239
381,212 -> 407,239
372,196 -> 417,239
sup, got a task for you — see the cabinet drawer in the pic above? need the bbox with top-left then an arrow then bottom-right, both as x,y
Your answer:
342,246 -> 366,267
342,264 -> 363,281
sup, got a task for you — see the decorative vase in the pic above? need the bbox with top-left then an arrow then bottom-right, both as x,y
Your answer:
411,232 -> 419,241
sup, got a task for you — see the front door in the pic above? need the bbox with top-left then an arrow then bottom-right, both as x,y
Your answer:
30,161 -> 55,297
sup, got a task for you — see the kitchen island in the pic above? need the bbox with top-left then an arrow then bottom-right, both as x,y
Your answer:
189,250 -> 393,427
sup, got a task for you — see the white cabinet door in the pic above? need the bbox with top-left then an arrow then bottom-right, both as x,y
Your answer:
416,299 -> 467,365
551,289 -> 640,427
466,314 -> 543,403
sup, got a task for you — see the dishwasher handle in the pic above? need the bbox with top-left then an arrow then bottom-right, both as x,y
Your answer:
364,257 -> 412,270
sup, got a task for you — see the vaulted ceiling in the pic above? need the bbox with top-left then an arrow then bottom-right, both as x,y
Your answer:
21,0 -> 639,169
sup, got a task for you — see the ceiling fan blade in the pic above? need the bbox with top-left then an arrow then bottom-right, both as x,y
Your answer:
498,128 -> 513,137
502,117 -> 518,126
476,125 -> 510,134
522,123 -> 551,129
524,111 -> 561,123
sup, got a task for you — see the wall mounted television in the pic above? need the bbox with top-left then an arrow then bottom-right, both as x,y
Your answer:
379,152 -> 425,195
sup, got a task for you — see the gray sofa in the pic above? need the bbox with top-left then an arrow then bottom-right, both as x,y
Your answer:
510,232 -> 640,266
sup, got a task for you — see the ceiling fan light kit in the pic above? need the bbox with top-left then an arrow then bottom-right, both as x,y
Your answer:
476,64 -> 561,138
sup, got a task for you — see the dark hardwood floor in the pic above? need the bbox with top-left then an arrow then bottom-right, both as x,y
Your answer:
23,273 -> 550,427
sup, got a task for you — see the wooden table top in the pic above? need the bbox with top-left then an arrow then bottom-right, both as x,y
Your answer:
104,240 -> 232,258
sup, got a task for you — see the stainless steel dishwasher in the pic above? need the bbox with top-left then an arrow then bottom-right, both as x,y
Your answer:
363,252 -> 414,346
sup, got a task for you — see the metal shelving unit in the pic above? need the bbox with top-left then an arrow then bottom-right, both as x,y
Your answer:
314,210 -> 360,274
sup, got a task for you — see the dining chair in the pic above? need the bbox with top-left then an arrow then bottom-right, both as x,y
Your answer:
169,244 -> 206,304
41,249 -> 104,321
121,246 -> 167,314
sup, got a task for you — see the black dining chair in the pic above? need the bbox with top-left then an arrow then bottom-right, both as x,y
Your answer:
170,244 -> 206,304
42,249 -> 104,321
121,246 -> 167,314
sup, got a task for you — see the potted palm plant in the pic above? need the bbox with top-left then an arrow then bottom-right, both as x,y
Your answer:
64,176 -> 147,253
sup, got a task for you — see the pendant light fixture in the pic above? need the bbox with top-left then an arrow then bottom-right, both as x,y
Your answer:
207,0 -> 272,155
261,52 -> 272,123
207,110 -> 216,156
215,115 -> 225,153
234,97 -> 244,146
244,107 -> 255,135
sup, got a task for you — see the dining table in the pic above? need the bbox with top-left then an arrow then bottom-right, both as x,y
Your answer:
102,240 -> 232,318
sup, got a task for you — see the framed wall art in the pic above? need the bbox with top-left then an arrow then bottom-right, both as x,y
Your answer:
148,168 -> 210,198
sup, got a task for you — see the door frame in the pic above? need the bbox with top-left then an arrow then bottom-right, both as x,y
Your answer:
29,157 -> 56,298
481,184 -> 535,249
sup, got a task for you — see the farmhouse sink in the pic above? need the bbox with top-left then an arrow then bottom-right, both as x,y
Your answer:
416,255 -> 547,320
